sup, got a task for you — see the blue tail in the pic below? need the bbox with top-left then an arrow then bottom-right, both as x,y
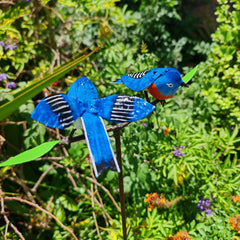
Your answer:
113,79 -> 123,84
81,112 -> 120,177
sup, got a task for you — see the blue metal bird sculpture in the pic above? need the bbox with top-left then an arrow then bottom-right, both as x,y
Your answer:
114,68 -> 189,103
31,76 -> 155,177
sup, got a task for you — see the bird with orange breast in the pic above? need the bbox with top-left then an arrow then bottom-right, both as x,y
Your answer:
114,68 -> 189,105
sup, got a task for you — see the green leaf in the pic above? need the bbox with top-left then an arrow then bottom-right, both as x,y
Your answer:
137,162 -> 149,182
168,164 -> 177,185
54,204 -> 66,223
123,176 -> 132,193
182,65 -> 198,83
0,26 -> 22,39
0,46 -> 101,121
0,141 -> 60,167
58,195 -> 78,211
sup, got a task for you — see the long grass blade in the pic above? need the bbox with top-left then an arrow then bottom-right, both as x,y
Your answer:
0,46 -> 101,121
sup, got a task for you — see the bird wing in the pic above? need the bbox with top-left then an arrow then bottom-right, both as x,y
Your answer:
114,70 -> 153,91
81,112 -> 120,177
31,94 -> 82,129
67,76 -> 98,102
96,95 -> 155,123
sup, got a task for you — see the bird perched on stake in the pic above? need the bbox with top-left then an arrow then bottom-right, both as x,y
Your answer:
114,67 -> 189,105
31,76 -> 155,178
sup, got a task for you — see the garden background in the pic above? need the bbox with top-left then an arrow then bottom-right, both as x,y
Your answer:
0,0 -> 240,239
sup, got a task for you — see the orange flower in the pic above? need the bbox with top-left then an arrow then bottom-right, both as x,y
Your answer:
164,127 -> 171,135
233,196 -> 240,203
229,215 -> 240,233
144,193 -> 166,211
165,231 -> 193,240
175,231 -> 193,240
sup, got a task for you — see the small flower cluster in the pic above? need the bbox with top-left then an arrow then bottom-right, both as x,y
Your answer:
0,40 -> 18,89
232,196 -> 240,203
6,82 -> 17,89
0,41 -> 17,50
165,230 -> 193,240
0,73 -> 9,81
229,215 -> 240,233
144,193 -> 166,211
197,198 -> 213,216
164,127 -> 171,135
144,193 -> 183,211
173,145 -> 185,157
143,122 -> 148,127
0,73 -> 16,89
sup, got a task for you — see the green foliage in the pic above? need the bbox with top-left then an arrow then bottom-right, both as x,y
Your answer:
0,0 -> 240,239
198,0 -> 240,125
118,0 -> 210,68
0,46 -> 100,121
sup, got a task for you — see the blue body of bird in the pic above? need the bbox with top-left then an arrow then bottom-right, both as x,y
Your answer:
114,67 -> 188,100
31,76 -> 155,177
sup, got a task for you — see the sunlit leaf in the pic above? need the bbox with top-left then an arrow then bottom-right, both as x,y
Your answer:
182,65 -> 198,83
0,140 -> 60,167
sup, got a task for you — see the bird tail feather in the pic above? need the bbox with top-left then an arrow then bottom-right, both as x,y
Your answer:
81,112 -> 120,177
112,79 -> 122,84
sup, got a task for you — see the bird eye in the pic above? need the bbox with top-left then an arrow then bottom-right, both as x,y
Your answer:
167,83 -> 173,88
153,71 -> 157,74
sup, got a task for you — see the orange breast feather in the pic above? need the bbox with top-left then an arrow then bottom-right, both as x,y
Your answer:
147,83 -> 173,100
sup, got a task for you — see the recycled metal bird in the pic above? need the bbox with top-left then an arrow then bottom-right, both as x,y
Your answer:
31,76 -> 155,177
114,67 -> 189,105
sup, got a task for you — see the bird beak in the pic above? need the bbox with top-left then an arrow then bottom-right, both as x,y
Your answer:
181,82 -> 189,88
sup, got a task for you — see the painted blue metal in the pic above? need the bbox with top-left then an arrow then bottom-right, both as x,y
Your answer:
114,67 -> 185,98
31,77 -> 155,177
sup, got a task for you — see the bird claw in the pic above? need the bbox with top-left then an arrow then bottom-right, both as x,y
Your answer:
144,91 -> 150,102
150,99 -> 166,107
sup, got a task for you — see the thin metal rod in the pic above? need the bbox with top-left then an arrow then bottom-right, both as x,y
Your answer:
114,129 -> 127,240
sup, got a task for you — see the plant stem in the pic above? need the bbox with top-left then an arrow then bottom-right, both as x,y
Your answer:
114,129 -> 127,240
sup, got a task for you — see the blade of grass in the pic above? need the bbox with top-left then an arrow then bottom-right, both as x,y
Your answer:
9,46 -> 90,100
0,46 -> 101,121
